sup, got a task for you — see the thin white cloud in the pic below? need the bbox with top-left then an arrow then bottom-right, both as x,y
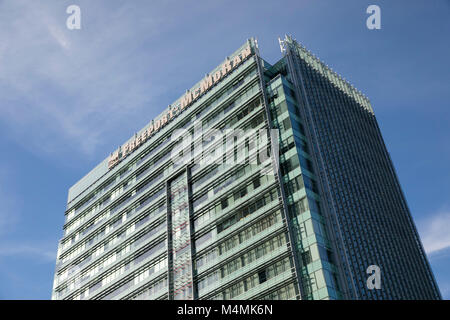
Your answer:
418,210 -> 450,255
0,0 -> 167,161
0,165 -> 55,264
0,167 -> 20,236
0,244 -> 56,263
0,207 -> 17,237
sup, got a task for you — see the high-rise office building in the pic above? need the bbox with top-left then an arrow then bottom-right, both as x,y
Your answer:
52,36 -> 441,300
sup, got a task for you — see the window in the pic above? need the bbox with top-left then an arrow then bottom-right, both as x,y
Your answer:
253,177 -> 261,189
301,250 -> 312,265
258,270 -> 267,284
234,187 -> 247,201
221,198 -> 228,210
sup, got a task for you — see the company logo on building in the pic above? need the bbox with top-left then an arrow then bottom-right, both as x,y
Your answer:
108,45 -> 253,170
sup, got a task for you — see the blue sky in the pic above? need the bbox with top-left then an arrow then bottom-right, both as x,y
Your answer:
0,0 -> 449,299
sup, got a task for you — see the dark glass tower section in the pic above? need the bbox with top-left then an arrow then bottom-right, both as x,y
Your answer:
268,35 -> 441,299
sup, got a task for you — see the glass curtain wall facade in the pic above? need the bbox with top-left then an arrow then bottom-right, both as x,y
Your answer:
52,36 -> 441,300
273,35 -> 441,299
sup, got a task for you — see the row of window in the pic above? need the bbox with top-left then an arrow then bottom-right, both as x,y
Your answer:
196,208 -> 282,271
208,256 -> 292,300
58,187 -> 165,266
216,186 -> 278,234
192,158 -> 272,213
61,196 -> 165,265
197,232 -> 286,294
193,181 -> 278,251
100,257 -> 167,300
259,282 -> 297,300
64,168 -> 164,241
56,222 -> 167,298
131,277 -> 168,300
